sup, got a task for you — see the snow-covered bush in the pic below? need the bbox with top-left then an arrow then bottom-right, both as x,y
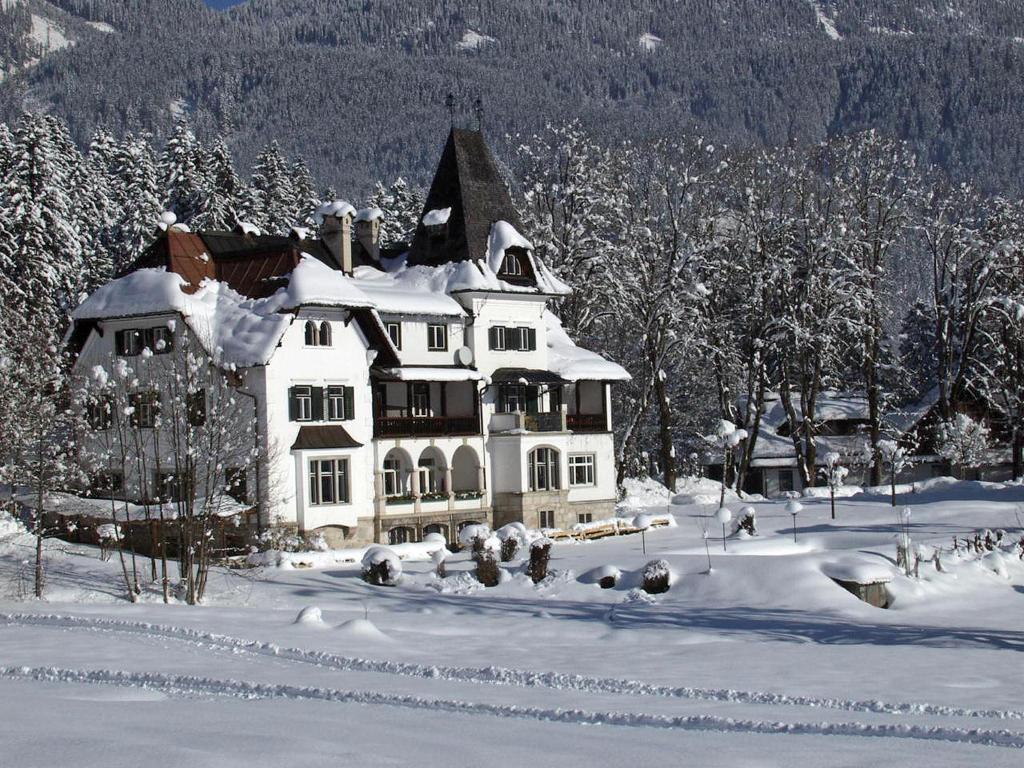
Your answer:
528,537 -> 553,583
500,536 -> 520,562
641,559 -> 672,594
936,414 -> 990,477
475,549 -> 500,587
360,546 -> 402,586
431,547 -> 448,579
596,565 -> 620,589
736,506 -> 757,536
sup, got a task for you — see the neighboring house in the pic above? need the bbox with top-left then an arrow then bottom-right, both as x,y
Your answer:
67,128 -> 630,547
705,391 -> 1013,497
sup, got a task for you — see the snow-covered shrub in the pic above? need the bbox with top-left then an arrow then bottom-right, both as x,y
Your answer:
361,546 -> 402,586
641,559 -> 672,594
936,414 -> 990,476
475,549 -> 500,587
528,537 -> 552,583
596,565 -> 621,589
736,506 -> 757,536
431,547 -> 448,579
500,536 -> 520,562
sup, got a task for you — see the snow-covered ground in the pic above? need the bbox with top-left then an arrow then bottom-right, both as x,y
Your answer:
2,479 -> 1024,766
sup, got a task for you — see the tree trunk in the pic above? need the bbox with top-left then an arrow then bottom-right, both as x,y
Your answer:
654,371 -> 676,491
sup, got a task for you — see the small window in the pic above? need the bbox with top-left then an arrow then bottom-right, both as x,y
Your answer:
186,390 -> 206,427
568,454 -> 596,487
577,512 -> 593,525
149,327 -> 173,354
500,251 -> 524,277
386,322 -> 402,350
528,447 -> 560,492
388,526 -> 414,545
130,391 -> 160,428
309,458 -> 350,505
383,457 -> 403,496
539,510 -> 555,529
318,321 -> 332,347
489,325 -> 506,351
154,471 -> 191,502
427,323 -> 448,351
304,321 -> 318,347
115,329 -> 143,357
327,385 -> 354,421
87,397 -> 113,430
291,386 -> 314,421
778,470 -> 795,494
515,327 -> 537,352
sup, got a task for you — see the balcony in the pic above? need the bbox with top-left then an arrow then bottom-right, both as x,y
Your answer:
374,415 -> 479,439
491,411 -> 565,433
566,413 -> 607,433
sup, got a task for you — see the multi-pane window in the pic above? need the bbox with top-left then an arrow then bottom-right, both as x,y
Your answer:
87,397 -> 113,430
778,470 -> 795,494
291,386 -> 314,421
488,325 -> 536,351
427,323 -> 448,351
568,454 -> 596,487
528,447 -> 560,492
410,383 -> 431,417
498,384 -> 538,414
577,512 -> 593,525
386,322 -> 402,350
115,327 -> 173,357
130,391 -> 160,428
500,251 -> 525,277
225,468 -> 248,503
90,471 -> 123,496
539,510 -> 555,529
327,385 -> 354,421
309,458 -> 350,505
383,457 -> 403,496
418,457 -> 442,494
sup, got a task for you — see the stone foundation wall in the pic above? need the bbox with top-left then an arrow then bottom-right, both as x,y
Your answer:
493,492 -> 617,530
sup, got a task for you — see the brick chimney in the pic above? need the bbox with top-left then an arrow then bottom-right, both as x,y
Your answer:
316,200 -> 355,274
354,207 -> 383,262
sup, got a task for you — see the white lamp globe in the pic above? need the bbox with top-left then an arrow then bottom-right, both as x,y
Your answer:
715,506 -> 732,525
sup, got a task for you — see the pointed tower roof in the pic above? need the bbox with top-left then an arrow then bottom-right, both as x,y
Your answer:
408,128 -> 526,267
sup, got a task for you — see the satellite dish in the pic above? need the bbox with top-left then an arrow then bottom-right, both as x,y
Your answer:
456,346 -> 474,366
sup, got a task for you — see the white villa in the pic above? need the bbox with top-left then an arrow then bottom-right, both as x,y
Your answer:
67,129 -> 629,547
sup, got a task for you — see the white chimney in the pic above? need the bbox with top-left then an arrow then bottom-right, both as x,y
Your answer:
316,200 -> 355,274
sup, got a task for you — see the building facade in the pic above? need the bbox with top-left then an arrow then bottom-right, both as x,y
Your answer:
68,129 -> 629,546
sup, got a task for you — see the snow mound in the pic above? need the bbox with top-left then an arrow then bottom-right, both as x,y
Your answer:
335,618 -> 393,643
293,606 -> 327,628
0,511 -> 26,539
456,29 -> 496,50
458,523 -> 491,548
821,558 -> 895,584
422,207 -> 451,226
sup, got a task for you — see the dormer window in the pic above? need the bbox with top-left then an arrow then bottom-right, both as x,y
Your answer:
500,251 -> 524,277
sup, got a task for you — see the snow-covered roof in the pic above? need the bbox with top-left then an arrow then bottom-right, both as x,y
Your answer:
375,366 -> 489,383
544,311 -> 630,382
759,392 -> 870,431
422,207 -> 451,226
262,256 -> 376,312
72,268 -> 294,368
352,265 -> 466,317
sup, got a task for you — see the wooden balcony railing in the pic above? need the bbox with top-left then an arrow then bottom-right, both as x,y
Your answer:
567,413 -> 607,433
374,415 -> 479,439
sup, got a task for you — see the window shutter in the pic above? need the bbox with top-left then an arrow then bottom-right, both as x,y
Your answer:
488,326 -> 498,350
527,328 -> 537,351
288,387 -> 299,421
115,330 -> 128,356
311,387 -> 325,421
344,386 -> 355,420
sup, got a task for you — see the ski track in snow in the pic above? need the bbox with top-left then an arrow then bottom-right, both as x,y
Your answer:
1,664 -> 1022,749
3,612 -> 1024,725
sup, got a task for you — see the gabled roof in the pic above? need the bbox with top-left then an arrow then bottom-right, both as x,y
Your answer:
131,229 -> 378,300
291,425 -> 363,451
408,129 -> 526,269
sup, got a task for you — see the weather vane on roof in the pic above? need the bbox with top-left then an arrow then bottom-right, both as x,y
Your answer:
445,93 -> 456,127
473,96 -> 484,132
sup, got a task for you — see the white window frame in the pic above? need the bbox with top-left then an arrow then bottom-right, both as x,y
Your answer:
293,386 -> 314,421
326,385 -> 346,421
539,510 -> 555,529
491,325 -> 506,351
568,454 -> 596,487
383,457 -> 403,497
528,447 -> 560,492
386,321 -> 402,350
427,323 -> 448,351
309,458 -> 350,506
411,383 -> 431,417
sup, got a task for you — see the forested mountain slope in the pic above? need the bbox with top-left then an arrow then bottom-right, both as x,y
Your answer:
1,0 -> 1022,193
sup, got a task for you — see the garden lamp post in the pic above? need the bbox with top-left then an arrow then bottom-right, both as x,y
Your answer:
715,506 -> 732,551
785,498 -> 803,543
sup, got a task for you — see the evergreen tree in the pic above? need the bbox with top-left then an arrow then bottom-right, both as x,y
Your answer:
248,141 -> 297,234
194,137 -> 243,230
159,119 -> 209,224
